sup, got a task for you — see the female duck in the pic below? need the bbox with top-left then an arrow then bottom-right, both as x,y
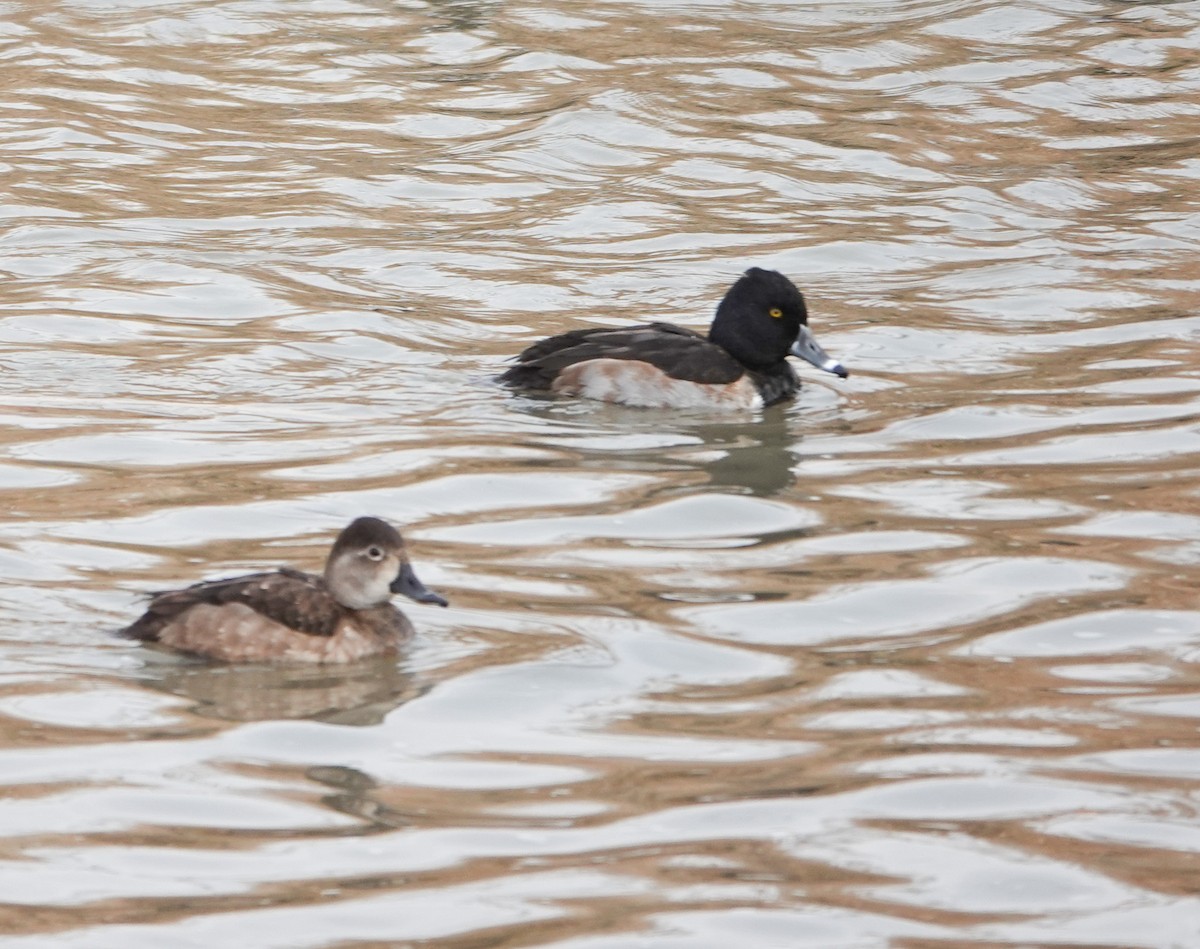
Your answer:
499,268 -> 847,409
122,517 -> 447,663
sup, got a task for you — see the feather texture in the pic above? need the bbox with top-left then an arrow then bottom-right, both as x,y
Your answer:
497,269 -> 842,409
124,568 -> 345,641
499,323 -> 746,390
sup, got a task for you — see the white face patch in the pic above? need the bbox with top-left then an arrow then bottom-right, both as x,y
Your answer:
550,359 -> 763,410
325,550 -> 398,609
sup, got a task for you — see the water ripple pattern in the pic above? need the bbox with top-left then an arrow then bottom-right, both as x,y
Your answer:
1,1 -> 1199,946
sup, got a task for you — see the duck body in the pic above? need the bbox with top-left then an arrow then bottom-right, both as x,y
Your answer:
499,268 -> 847,410
500,322 -> 796,409
122,517 -> 447,664
123,567 -> 418,663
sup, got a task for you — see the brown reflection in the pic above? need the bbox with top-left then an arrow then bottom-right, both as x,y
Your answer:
135,655 -> 423,725
306,765 -> 412,829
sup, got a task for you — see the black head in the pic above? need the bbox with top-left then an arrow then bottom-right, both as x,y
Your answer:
708,268 -> 810,370
709,268 -> 848,379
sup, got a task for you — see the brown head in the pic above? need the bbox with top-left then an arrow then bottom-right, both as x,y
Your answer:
323,516 -> 447,611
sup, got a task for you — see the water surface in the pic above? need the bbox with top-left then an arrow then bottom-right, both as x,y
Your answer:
2,1 -> 1200,946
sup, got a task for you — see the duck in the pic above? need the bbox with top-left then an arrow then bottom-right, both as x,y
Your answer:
121,516 -> 447,663
498,267 -> 847,409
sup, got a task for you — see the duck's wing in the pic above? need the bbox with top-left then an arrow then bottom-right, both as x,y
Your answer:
499,323 -> 744,389
122,568 -> 342,641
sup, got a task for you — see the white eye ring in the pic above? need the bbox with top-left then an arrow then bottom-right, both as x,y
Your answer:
366,546 -> 385,561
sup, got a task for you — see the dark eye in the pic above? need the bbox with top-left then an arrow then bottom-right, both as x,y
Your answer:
769,308 -> 783,319
366,546 -> 385,561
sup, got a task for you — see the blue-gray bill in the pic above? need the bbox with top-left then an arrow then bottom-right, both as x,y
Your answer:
790,325 -> 848,378
390,562 -> 449,607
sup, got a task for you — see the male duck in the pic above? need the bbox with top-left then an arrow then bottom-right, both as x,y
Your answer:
498,268 -> 847,409
122,517 -> 447,663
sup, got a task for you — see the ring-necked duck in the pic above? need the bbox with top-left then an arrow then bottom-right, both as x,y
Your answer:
122,516 -> 447,663
498,268 -> 847,409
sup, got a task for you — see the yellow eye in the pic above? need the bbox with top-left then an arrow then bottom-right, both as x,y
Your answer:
769,308 -> 783,319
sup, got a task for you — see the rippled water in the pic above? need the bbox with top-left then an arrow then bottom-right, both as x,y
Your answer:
2,0 -> 1199,945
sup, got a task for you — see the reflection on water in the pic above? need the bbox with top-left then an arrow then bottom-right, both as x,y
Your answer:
136,653 -> 424,725
511,399 -> 806,496
1,0 -> 1200,945
690,412 -> 813,496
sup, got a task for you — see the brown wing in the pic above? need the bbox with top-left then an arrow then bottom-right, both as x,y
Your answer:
498,323 -> 745,390
122,568 -> 344,641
